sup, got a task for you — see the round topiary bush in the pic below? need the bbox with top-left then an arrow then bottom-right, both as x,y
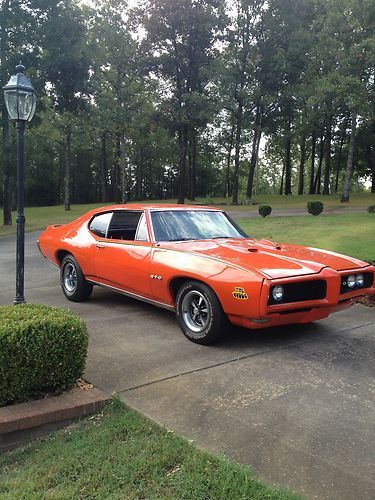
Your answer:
307,200 -> 324,216
0,304 -> 88,407
258,205 -> 272,217
367,205 -> 375,213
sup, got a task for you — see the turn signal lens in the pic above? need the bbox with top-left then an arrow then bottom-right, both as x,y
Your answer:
347,275 -> 356,288
272,286 -> 284,302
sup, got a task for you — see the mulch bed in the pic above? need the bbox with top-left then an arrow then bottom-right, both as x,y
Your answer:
357,296 -> 375,308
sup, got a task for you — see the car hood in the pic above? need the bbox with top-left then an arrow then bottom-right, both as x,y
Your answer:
161,238 -> 368,279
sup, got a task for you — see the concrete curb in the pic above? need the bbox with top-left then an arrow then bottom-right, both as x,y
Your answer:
0,386 -> 110,452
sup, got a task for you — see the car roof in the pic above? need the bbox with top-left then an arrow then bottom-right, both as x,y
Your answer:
90,203 -> 220,214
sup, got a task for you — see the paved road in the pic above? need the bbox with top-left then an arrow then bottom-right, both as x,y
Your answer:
1,231 -> 374,500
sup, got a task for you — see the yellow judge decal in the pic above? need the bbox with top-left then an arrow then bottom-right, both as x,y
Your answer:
232,286 -> 248,300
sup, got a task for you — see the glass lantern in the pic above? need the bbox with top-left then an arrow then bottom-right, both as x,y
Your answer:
3,64 -> 36,122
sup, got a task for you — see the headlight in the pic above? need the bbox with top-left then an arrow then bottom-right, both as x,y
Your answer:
272,285 -> 284,302
355,274 -> 364,287
347,275 -> 356,288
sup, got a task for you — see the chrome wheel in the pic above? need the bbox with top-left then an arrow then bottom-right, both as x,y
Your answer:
63,263 -> 77,293
181,290 -> 210,333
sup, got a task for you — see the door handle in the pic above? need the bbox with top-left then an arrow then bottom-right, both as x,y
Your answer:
96,244 -> 106,249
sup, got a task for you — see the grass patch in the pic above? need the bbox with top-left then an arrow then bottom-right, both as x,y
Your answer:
1,193 -> 374,237
0,399 -> 297,499
239,214 -> 375,262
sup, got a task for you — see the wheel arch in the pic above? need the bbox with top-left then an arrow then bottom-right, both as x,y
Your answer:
169,276 -> 221,305
55,249 -> 72,267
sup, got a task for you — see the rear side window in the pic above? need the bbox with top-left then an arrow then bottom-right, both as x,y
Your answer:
107,211 -> 142,240
89,212 -> 112,238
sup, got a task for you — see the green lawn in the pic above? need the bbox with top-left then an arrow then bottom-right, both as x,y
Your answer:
0,399 -> 297,499
1,193 -> 374,238
238,214 -> 375,263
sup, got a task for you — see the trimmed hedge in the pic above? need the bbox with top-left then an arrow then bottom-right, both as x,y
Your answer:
367,205 -> 375,213
307,200 -> 324,216
0,304 -> 88,407
258,205 -> 272,217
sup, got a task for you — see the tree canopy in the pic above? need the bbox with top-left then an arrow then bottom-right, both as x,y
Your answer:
1,0 -> 374,221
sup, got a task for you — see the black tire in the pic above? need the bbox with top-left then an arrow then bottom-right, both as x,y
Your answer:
176,281 -> 226,345
60,255 -> 93,302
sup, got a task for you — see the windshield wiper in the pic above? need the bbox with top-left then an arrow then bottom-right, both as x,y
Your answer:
167,237 -> 193,242
211,236 -> 233,239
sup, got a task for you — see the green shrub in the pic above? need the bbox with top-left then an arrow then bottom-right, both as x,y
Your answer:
307,200 -> 324,216
367,205 -> 375,213
258,205 -> 272,217
0,304 -> 88,407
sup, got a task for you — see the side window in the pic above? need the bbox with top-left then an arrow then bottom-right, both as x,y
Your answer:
89,212 -> 113,238
107,211 -> 142,241
135,214 -> 149,242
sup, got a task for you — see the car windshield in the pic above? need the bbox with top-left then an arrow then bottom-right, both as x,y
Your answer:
151,210 -> 248,242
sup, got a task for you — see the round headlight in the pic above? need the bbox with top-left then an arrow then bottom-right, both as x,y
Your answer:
355,274 -> 364,287
272,285 -> 284,302
347,275 -> 356,288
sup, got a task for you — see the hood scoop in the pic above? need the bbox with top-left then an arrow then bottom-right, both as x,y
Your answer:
252,239 -> 282,251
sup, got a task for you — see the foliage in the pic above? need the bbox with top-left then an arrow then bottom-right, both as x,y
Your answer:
0,304 -> 88,406
307,200 -> 324,216
1,0 -> 374,215
368,205 -> 375,213
0,399 -> 297,499
258,204 -> 272,217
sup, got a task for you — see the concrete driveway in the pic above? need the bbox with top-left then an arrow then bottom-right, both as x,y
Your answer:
1,231 -> 374,500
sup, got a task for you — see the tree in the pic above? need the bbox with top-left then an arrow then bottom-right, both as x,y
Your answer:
40,0 -> 91,210
140,0 -> 225,204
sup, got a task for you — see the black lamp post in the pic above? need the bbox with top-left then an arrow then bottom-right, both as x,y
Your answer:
3,64 -> 36,305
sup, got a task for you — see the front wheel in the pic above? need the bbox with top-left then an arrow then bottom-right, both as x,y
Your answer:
60,255 -> 93,302
176,281 -> 226,345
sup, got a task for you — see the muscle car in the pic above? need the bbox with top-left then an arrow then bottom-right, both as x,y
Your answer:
38,204 -> 375,344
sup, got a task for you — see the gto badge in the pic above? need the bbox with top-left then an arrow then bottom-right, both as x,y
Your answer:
150,274 -> 162,280
232,287 -> 248,300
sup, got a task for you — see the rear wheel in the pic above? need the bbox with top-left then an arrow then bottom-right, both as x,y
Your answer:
176,281 -> 225,345
60,255 -> 93,302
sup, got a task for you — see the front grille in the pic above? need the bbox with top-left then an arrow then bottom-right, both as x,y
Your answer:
268,280 -> 327,305
340,272 -> 374,294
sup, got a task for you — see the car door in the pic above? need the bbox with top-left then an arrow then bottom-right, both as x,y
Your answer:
90,210 -> 153,298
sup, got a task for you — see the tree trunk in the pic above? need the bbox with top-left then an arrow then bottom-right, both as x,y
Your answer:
314,133 -> 325,194
309,131 -> 316,194
2,109 -> 12,225
341,113 -> 357,203
334,120 -> 348,193
177,124 -> 188,204
246,106 -> 262,199
232,98 -> 243,205
284,117 -> 292,195
1,0 -> 12,225
120,138 -> 127,204
298,133 -> 306,195
280,163 -> 285,195
323,115 -> 332,194
114,133 -> 121,203
64,127 -> 71,211
100,132 -> 107,203
136,149 -> 143,200
189,130 -> 197,200
224,116 -> 235,197
369,145 -> 375,194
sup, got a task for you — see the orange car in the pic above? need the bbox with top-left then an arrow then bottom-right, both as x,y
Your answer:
38,204 -> 375,344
